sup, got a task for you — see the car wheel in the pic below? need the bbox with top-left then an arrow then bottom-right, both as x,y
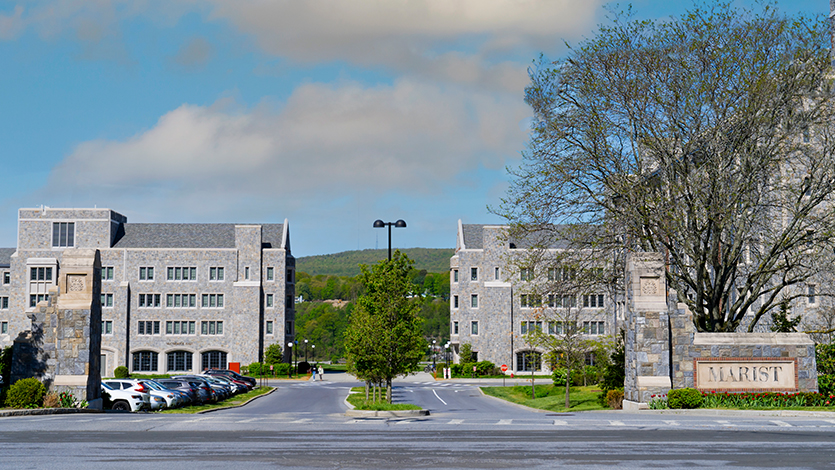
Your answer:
112,400 -> 131,411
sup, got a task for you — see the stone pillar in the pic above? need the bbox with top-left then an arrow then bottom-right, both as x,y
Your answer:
624,253 -> 672,406
10,249 -> 102,409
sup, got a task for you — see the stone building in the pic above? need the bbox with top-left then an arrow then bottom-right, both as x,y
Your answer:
449,221 -> 620,374
0,207 -> 295,377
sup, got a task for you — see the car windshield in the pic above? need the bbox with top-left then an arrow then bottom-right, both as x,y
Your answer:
144,381 -> 165,391
101,383 -> 114,390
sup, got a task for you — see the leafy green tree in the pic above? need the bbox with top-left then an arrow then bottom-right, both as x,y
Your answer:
771,299 -> 802,333
264,343 -> 283,365
499,2 -> 835,333
344,251 -> 426,402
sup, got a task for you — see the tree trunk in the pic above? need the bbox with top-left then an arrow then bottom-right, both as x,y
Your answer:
386,378 -> 392,403
564,366 -> 570,409
365,381 -> 369,400
531,367 -> 536,399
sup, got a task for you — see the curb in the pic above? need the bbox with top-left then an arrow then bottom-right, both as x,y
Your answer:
0,408 -> 104,417
197,387 -> 276,414
345,409 -> 429,418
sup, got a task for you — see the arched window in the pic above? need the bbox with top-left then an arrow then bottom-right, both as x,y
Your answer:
167,351 -> 193,372
132,351 -> 158,372
201,350 -> 227,371
516,351 -> 541,372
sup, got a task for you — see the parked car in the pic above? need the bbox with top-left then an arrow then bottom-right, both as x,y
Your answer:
175,375 -> 230,401
204,375 -> 246,394
171,376 -> 217,404
143,379 -> 185,408
101,383 -> 149,412
204,369 -> 256,389
156,379 -> 201,404
103,379 -> 165,410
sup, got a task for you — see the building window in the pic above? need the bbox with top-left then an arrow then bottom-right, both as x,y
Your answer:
520,268 -> 533,281
560,295 -> 577,309
245,267 -> 250,280
166,294 -> 196,308
2,272 -> 8,284
547,268 -> 555,281
583,321 -> 605,335
471,321 -> 479,335
132,351 -> 158,372
266,267 -> 274,281
202,294 -> 224,308
453,269 -> 458,282
30,267 -> 53,282
1,322 -> 7,334
167,351 -> 193,372
471,294 -> 478,308
201,320 -> 224,335
266,321 -> 274,335
495,267 -> 500,280
583,294 -> 604,308
520,321 -> 543,335
287,268 -> 294,283
286,321 -> 294,335
516,351 -> 541,372
0,297 -> 8,309
209,267 -> 224,281
52,222 -> 75,247
453,295 -> 459,309
139,267 -> 154,281
167,267 -> 197,281
100,293 -> 113,308
453,321 -> 459,335
266,294 -> 274,307
202,351 -> 227,370
166,321 -> 195,335
471,267 -> 478,281
138,321 -> 160,335
102,320 -> 113,335
29,294 -> 48,308
101,266 -> 114,281
808,284 -> 817,305
521,294 -> 528,308
138,293 -> 161,308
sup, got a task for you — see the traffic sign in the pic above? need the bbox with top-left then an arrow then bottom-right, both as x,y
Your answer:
500,364 -> 508,372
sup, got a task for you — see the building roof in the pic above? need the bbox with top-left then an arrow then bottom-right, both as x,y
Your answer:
111,223 -> 285,249
460,223 -> 573,250
0,248 -> 14,267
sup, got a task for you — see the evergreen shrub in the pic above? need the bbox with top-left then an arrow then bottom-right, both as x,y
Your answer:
114,366 -> 129,378
606,389 -> 624,409
6,378 -> 46,408
668,388 -> 702,409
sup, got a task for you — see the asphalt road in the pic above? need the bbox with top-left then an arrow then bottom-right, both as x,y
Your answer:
0,374 -> 834,469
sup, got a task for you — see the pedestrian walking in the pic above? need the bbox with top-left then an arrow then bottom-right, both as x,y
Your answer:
318,365 -> 324,381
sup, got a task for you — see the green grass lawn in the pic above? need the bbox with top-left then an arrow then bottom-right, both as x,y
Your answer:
482,384 -> 607,412
347,387 -> 421,411
159,386 -> 273,414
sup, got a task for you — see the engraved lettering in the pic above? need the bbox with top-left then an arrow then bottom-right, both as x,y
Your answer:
709,367 -> 719,382
739,367 -> 749,382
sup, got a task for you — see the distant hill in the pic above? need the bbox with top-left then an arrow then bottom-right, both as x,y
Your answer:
296,248 -> 454,277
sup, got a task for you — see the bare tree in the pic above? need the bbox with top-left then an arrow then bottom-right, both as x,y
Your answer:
499,3 -> 835,332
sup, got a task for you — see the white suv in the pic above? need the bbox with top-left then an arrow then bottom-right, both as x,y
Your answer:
101,383 -> 150,412
102,379 -> 158,410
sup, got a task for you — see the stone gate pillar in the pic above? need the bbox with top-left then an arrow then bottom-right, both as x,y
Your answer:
624,253 -> 672,406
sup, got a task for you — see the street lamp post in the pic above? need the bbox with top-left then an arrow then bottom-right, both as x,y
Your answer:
432,339 -> 436,371
294,340 -> 298,375
373,219 -> 407,260
287,342 -> 293,378
304,339 -> 308,363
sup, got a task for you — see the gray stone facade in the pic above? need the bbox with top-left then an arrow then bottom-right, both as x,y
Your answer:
449,221 -> 618,373
0,207 -> 295,377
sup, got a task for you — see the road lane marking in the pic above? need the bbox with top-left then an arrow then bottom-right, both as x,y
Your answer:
716,420 -> 736,426
497,419 -> 512,425
448,419 -> 464,425
433,389 -> 448,405
291,418 -> 312,423
395,419 -> 413,425
664,420 -> 679,426
824,419 -> 835,425
182,417 -> 213,424
609,420 -> 625,426
771,420 -> 792,427
236,418 -> 261,423
553,420 -> 568,426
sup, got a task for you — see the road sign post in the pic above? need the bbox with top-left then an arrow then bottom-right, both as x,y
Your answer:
501,364 -> 508,386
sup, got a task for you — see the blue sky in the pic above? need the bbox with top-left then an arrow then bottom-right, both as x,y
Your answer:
0,0 -> 826,257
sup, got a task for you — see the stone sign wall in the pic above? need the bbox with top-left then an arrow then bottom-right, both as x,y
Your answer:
624,252 -> 818,408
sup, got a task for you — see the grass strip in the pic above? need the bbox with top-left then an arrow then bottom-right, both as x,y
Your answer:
160,386 -> 273,414
481,384 -> 607,412
347,387 -> 421,411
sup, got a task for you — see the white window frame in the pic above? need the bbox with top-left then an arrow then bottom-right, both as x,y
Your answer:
471,294 -> 478,308
52,221 -> 75,248
471,321 -> 479,336
139,266 -> 154,281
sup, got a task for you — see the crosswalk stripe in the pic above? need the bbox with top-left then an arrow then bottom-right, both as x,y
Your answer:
609,420 -> 625,426
291,418 -> 312,423
663,420 -> 679,426
770,420 -> 791,427
553,420 -> 568,426
824,419 -> 835,425
497,419 -> 512,425
448,419 -> 464,425
716,420 -> 736,426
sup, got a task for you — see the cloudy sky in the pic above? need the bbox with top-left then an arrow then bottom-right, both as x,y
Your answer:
0,0 -> 825,257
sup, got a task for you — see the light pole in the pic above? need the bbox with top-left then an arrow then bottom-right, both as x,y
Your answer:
373,219 -> 407,260
432,339 -> 437,371
311,344 -> 315,362
304,339 -> 308,363
286,342 -> 293,378
294,340 -> 299,375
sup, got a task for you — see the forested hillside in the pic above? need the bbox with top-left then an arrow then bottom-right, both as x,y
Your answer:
296,248 -> 453,277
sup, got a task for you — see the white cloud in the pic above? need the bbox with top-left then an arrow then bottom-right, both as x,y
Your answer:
47,79 -> 529,209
